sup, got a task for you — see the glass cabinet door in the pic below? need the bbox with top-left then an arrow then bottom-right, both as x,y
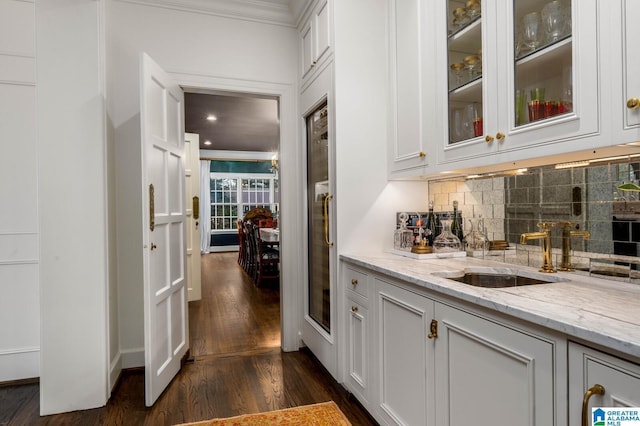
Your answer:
439,0 -> 599,166
447,0 -> 484,145
513,0 -> 572,128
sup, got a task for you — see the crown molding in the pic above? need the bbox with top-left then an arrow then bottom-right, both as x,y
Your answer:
114,0 -> 298,27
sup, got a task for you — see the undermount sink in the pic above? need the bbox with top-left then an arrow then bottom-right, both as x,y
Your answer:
433,267 -> 567,288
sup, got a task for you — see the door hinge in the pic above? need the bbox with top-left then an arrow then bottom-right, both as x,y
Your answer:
427,319 -> 438,339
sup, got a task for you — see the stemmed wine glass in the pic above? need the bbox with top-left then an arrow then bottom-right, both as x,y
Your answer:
541,1 -> 567,43
520,12 -> 542,54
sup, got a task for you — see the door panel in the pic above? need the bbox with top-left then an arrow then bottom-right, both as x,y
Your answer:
140,52 -> 188,407
185,133 -> 202,301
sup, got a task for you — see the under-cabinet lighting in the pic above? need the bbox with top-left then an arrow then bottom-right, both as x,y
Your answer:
590,154 -> 640,163
204,140 -> 212,145
555,160 -> 590,169
206,114 -> 217,121
466,174 -> 482,179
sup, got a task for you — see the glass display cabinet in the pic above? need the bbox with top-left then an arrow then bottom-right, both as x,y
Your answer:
439,0 -> 599,164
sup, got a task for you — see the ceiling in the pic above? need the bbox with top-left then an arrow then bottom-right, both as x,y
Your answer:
178,0 -> 307,153
185,92 -> 280,152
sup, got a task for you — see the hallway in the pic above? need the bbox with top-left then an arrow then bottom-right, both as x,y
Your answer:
0,252 -> 375,425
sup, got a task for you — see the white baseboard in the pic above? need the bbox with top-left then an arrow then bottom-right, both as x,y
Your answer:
0,347 -> 39,382
109,352 -> 122,391
120,348 -> 144,369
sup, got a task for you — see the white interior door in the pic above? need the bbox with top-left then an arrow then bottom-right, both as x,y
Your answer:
140,52 -> 189,407
185,132 -> 202,302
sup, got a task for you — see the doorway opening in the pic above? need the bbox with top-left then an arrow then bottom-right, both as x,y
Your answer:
184,89 -> 282,354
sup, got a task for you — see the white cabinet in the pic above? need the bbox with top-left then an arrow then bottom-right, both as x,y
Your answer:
434,303 -> 562,426
607,0 -> 640,144
343,266 -> 371,406
433,0 -> 601,169
387,0 -> 433,177
367,269 -> 563,426
375,277 -> 434,426
569,342 -> 640,426
300,0 -> 332,88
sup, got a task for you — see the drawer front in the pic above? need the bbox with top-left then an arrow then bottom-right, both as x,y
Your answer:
345,267 -> 368,300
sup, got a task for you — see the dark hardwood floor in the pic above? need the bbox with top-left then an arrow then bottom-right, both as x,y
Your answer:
0,252 -> 376,426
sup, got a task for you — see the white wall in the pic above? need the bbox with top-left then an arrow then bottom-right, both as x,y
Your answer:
0,0 -> 39,383
333,0 -> 428,255
106,0 -> 300,373
36,0 -> 110,415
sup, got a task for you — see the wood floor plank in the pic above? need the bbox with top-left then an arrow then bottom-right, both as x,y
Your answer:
1,252 -> 376,425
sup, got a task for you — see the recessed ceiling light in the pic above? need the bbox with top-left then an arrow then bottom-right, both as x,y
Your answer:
206,114 -> 217,121
204,140 -> 212,145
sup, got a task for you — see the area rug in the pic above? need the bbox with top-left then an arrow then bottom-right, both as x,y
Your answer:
175,401 -> 351,425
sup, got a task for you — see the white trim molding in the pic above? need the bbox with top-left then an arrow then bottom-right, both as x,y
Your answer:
114,0 -> 298,27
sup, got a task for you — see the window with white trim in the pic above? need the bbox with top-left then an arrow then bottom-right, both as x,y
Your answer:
210,173 -> 279,232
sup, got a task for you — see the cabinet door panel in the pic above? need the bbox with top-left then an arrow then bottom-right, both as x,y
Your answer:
389,0 -> 427,174
314,0 -> 330,62
376,279 -> 434,426
346,301 -> 368,402
569,342 -> 640,426
435,304 -> 559,426
623,0 -> 640,129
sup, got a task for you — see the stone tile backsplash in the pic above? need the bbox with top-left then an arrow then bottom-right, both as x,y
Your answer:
428,161 -> 640,274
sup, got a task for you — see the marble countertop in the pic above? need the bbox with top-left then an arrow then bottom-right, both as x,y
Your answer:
341,252 -> 640,361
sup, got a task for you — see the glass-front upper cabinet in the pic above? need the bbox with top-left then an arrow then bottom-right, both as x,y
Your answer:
437,0 -> 600,166
446,0 -> 484,146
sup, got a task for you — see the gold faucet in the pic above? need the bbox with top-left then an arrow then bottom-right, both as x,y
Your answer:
558,221 -> 590,271
520,222 -> 557,273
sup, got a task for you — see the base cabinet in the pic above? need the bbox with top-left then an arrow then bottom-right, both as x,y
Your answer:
345,298 -> 369,404
366,270 -> 562,426
375,277 -> 434,426
434,303 -> 561,426
343,266 -> 371,406
569,342 -> 640,426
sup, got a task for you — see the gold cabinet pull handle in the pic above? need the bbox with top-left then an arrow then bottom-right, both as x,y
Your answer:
418,151 -> 426,158
351,279 -> 358,286
351,306 -> 358,312
496,132 -> 506,141
485,135 -> 494,143
149,184 -> 155,232
581,384 -> 605,426
323,194 -> 334,247
427,319 -> 438,339
627,97 -> 640,109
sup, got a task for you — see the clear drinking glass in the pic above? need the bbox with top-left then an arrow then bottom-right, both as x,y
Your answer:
541,1 -> 567,43
466,0 -> 481,19
521,12 -> 542,53
463,55 -> 482,79
450,62 -> 466,87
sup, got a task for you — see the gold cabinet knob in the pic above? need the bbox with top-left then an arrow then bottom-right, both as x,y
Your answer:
351,306 -> 358,312
485,135 -> 494,143
419,151 -> 426,158
627,97 -> 640,109
496,132 -> 505,141
351,279 -> 358,286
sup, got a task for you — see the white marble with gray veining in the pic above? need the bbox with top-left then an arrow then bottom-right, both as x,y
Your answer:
341,252 -> 640,361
